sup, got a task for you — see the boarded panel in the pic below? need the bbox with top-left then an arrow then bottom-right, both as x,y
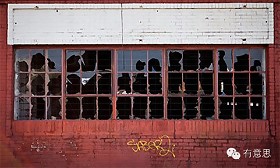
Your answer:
8,3 -> 274,45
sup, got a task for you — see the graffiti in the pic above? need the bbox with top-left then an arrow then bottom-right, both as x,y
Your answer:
127,135 -> 176,158
30,140 -> 47,152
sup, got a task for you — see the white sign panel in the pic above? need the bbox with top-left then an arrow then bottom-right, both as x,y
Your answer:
8,3 -> 274,45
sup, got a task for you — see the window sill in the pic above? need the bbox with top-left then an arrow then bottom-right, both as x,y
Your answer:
11,120 -> 270,138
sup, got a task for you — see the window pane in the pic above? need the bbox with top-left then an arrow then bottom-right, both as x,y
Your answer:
132,50 -> 147,72
14,97 -> 30,120
15,73 -> 29,96
132,73 -> 147,94
168,50 -> 183,71
219,97 -> 233,119
48,49 -> 62,72
218,73 -> 233,95
149,97 -> 164,119
82,72 -> 96,94
167,97 -> 182,119
183,50 -> 198,71
183,73 -> 198,95
199,50 -> 213,71
148,50 -> 162,72
31,50 -> 45,71
82,97 -> 96,119
117,97 -> 131,119
97,50 -> 111,71
98,97 -> 112,120
31,97 -> 45,119
148,73 -> 162,94
250,97 -> 264,119
133,97 -> 147,119
199,73 -> 213,95
66,50 -> 81,72
251,73 -> 264,95
184,97 -> 198,119
31,74 -> 45,95
168,73 -> 182,94
200,97 -> 214,120
66,97 -> 80,119
98,73 -> 111,94
118,50 -> 131,72
250,49 -> 265,71
235,97 -> 249,119
67,73 -> 81,94
47,73 -> 61,95
218,49 -> 232,71
118,73 -> 131,94
47,97 -> 62,120
235,73 -> 249,95
81,50 -> 96,71
15,49 -> 29,72
234,49 -> 249,71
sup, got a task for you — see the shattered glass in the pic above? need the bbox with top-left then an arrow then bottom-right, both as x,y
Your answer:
98,97 -> 112,120
66,97 -> 80,119
149,97 -> 163,119
184,97 -> 198,119
200,97 -> 215,120
167,97 -> 182,119
133,97 -> 147,119
67,73 -> 81,94
219,97 -> 233,119
31,50 -> 45,71
48,49 -> 62,72
31,74 -> 45,95
117,97 -> 131,119
47,74 -> 61,95
15,97 -> 30,120
47,97 -> 62,120
15,73 -> 29,95
31,97 -> 45,119
82,97 -> 96,119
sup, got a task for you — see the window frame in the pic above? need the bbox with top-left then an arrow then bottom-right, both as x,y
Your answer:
13,45 -> 267,120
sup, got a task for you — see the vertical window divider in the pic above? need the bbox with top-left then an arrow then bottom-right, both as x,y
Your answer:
248,48 -> 252,120
45,50 -> 48,120
28,50 -> 32,120
197,51 -> 201,119
232,49 -> 236,119
214,49 -> 219,120
62,49 -> 66,120
79,51 -> 82,119
112,49 -> 117,120
163,48 -> 167,120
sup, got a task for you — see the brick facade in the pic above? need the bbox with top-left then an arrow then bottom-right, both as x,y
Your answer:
1,1 -> 280,168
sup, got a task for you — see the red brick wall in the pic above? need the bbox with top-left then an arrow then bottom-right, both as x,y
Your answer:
1,1 -> 280,168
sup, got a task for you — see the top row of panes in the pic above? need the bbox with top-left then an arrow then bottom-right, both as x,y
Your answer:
15,48 -> 265,72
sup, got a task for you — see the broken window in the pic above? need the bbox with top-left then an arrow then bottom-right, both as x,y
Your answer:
218,48 -> 266,119
47,97 -> 62,119
14,47 -> 266,120
98,97 -> 112,120
218,49 -> 233,95
167,97 -> 182,119
167,50 -> 214,119
82,97 -> 96,119
65,50 -> 112,120
14,49 -> 62,120
117,50 -> 163,119
117,97 -> 131,119
184,97 -> 198,119
219,97 -> 233,119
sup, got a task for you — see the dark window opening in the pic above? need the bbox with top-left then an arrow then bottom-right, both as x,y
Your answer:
15,49 -> 62,120
14,47 -> 266,120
